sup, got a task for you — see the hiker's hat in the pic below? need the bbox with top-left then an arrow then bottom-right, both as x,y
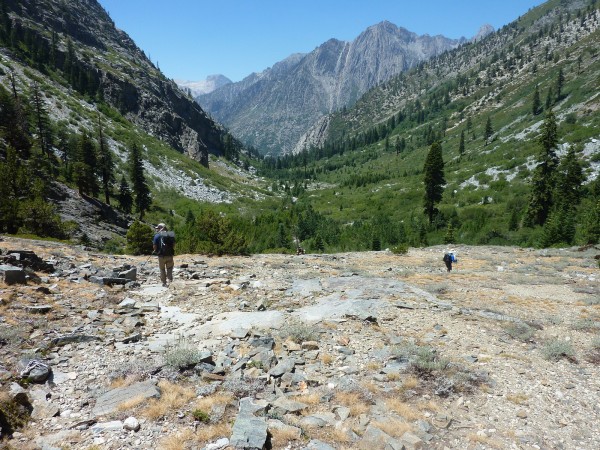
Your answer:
155,223 -> 166,230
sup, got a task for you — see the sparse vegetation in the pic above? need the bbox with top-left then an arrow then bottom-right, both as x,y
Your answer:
163,337 -> 203,370
505,322 -> 537,342
278,320 -> 319,344
541,339 -> 576,362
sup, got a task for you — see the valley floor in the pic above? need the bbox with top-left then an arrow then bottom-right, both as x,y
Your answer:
1,237 -> 599,449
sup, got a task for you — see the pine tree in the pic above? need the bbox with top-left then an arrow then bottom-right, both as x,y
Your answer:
458,130 -> 465,156
581,199 -> 600,244
315,235 -> 325,253
73,132 -> 98,196
532,84 -> 541,116
125,220 -> 154,255
128,142 -> 151,219
484,116 -> 494,145
0,146 -> 30,233
443,222 -> 455,244
371,235 -> 381,251
555,146 -> 583,211
545,86 -> 554,109
276,222 -> 290,249
524,110 -> 559,227
0,0 -> 11,44
0,83 -> 31,158
30,82 -> 53,158
555,68 -> 565,102
117,176 -> 133,214
422,141 -> 445,224
97,117 -> 115,204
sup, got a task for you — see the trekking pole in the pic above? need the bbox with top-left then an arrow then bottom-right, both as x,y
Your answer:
141,253 -> 154,267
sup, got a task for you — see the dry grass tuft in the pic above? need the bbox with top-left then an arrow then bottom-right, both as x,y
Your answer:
195,422 -> 232,443
417,400 -> 441,413
117,394 -> 146,412
334,392 -> 370,417
402,376 -> 419,390
320,353 -> 333,365
371,418 -> 413,438
384,398 -> 423,421
506,392 -> 529,405
361,380 -> 380,395
194,392 -> 233,412
270,426 -> 302,448
467,433 -> 504,449
304,427 -> 352,446
141,380 -> 196,420
290,392 -> 321,406
157,428 -> 195,450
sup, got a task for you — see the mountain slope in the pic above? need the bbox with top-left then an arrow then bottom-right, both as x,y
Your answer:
0,0 -> 268,247
260,0 -> 600,250
197,21 -> 466,156
3,0 -> 225,166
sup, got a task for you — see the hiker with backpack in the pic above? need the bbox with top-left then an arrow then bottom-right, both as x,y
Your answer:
443,249 -> 457,272
152,223 -> 175,287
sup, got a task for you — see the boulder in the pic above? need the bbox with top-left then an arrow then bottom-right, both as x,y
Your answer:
230,397 -> 269,449
0,265 -> 27,285
93,380 -> 160,417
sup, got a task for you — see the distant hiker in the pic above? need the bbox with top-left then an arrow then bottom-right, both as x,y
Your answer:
443,249 -> 457,272
153,223 -> 175,287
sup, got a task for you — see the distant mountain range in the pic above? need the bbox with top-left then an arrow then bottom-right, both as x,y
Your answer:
195,21 -> 493,155
176,75 -> 232,97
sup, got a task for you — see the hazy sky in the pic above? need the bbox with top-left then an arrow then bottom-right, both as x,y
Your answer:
97,0 -> 545,83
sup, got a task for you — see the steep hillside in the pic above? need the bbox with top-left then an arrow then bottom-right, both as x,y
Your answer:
197,22 -> 466,156
2,0 -> 225,165
0,0 -> 267,248
260,0 -> 600,250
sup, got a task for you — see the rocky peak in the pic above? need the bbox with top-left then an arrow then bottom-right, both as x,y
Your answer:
198,21 -> 463,155
472,23 -> 495,42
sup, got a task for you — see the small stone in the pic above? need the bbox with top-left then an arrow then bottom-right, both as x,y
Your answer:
516,410 -> 528,419
123,417 -> 140,432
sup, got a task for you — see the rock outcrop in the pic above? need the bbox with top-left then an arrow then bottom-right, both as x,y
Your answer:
5,0 -> 224,165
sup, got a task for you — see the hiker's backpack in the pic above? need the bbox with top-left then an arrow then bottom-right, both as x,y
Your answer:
158,231 -> 175,256
443,253 -> 451,263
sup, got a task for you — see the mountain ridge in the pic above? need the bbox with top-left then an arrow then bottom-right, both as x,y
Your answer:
197,20 -> 466,155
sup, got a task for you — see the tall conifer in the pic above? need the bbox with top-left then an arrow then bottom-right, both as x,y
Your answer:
524,110 -> 559,227
128,142 -> 151,219
422,141 -> 445,224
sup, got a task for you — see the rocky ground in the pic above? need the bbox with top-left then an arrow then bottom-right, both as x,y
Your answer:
0,237 -> 599,450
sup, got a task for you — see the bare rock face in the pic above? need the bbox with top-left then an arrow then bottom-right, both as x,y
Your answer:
198,21 -> 464,156
7,0 -> 224,166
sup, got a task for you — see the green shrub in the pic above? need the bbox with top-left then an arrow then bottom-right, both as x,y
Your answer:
125,220 -> 154,255
571,318 -> 600,332
192,409 -> 210,423
102,238 -> 125,254
391,243 -> 409,254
